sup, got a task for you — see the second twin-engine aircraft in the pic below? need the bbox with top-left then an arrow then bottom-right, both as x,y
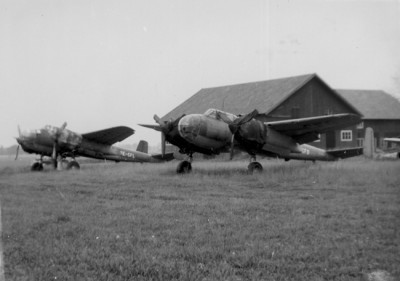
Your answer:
140,108 -> 363,173
16,123 -> 173,171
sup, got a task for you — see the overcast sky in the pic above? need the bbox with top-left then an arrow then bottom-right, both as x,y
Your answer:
1,0 -> 399,147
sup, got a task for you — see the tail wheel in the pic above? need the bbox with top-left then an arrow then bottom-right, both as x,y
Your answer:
67,160 -> 80,170
248,162 -> 263,174
176,160 -> 192,174
31,162 -> 44,172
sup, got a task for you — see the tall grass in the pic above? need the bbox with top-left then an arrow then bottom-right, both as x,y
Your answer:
0,157 -> 399,280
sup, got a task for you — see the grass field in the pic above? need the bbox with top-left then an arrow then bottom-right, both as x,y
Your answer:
0,156 -> 399,280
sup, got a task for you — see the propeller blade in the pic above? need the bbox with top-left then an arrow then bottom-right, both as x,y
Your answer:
52,142 -> 57,160
138,124 -> 162,132
161,132 -> 166,157
15,145 -> 20,161
229,134 -> 235,160
154,115 -> 162,124
17,125 -> 22,138
236,109 -> 259,126
60,122 -> 67,130
229,109 -> 259,134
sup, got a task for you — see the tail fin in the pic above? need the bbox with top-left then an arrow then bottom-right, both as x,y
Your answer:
136,140 -> 148,154
363,127 -> 375,158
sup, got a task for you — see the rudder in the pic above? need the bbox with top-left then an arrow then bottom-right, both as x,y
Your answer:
136,140 -> 149,154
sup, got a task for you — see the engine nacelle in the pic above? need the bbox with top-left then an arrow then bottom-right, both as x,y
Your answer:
178,114 -> 232,150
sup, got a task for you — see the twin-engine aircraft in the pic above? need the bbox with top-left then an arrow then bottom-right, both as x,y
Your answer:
140,108 -> 363,173
16,123 -> 173,171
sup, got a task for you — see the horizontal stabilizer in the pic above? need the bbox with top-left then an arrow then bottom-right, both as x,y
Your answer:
151,152 -> 174,161
327,147 -> 363,159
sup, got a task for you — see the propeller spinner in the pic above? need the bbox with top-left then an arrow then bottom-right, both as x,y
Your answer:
227,109 -> 259,160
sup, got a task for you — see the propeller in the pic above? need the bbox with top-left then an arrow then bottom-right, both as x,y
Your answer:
228,109 -> 259,135
139,115 -> 180,158
153,115 -> 172,158
50,122 -> 67,168
15,125 -> 22,161
227,109 -> 259,160
15,144 -> 20,160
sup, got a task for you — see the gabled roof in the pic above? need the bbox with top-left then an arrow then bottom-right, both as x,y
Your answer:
336,89 -> 400,120
162,74 -> 316,120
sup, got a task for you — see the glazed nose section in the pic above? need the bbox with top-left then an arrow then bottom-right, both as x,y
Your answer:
178,115 -> 202,141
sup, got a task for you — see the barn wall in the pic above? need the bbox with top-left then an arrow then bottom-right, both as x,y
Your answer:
269,78 -> 357,119
262,78 -> 359,149
358,120 -> 400,148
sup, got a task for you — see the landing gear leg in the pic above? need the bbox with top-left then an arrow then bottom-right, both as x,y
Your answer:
66,157 -> 80,170
248,155 -> 263,174
31,155 -> 44,171
176,153 -> 193,174
31,162 -> 44,171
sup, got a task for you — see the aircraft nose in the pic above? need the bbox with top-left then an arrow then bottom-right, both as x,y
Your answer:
178,115 -> 202,141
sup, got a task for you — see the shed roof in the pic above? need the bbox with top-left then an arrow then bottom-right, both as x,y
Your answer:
162,73 -> 360,120
162,74 -> 316,120
336,89 -> 400,120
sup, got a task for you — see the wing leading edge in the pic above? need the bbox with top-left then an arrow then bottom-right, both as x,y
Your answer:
265,113 -> 361,144
82,126 -> 135,145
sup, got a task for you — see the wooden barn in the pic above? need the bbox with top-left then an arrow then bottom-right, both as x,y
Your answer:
162,73 -> 361,150
336,89 -> 400,149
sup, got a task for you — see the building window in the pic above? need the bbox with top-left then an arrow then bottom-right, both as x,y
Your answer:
341,130 -> 353,142
357,122 -> 364,129
357,138 -> 364,147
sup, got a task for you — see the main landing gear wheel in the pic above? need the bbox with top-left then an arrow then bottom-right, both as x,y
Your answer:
248,161 -> 263,174
176,160 -> 192,174
67,160 -> 80,170
31,162 -> 44,172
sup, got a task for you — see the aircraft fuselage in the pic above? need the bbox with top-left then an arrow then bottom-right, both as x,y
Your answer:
176,113 -> 337,161
17,126 -> 162,163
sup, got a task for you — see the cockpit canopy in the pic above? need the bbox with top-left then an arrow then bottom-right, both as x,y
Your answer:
203,108 -> 238,123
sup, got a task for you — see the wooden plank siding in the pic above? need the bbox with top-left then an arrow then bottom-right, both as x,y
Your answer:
259,77 -> 359,149
357,120 -> 400,149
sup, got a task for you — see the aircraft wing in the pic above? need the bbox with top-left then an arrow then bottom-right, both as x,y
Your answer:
82,126 -> 135,145
151,152 -> 175,161
265,113 -> 361,144
326,147 -> 363,159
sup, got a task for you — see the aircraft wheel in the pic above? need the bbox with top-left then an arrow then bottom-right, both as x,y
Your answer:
67,160 -> 80,170
31,162 -> 43,172
248,162 -> 263,174
176,160 -> 192,174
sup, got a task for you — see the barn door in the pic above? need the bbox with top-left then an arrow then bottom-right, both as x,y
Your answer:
326,131 -> 336,149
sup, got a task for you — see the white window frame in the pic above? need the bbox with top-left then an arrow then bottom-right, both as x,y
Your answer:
341,130 -> 353,142
357,122 -> 364,129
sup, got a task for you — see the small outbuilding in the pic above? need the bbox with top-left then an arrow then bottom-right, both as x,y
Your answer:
336,89 -> 400,149
162,73 -> 361,150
